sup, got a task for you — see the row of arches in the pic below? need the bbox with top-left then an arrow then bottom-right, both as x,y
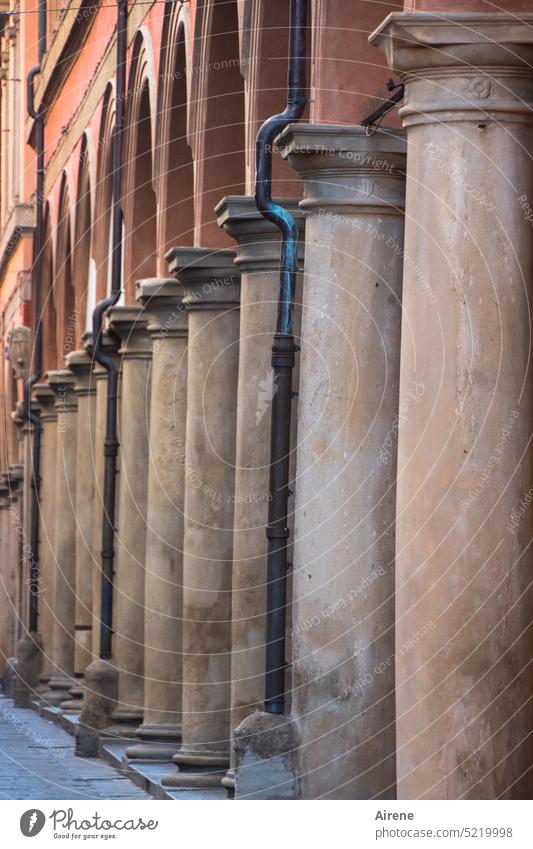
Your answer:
41,0 -> 290,371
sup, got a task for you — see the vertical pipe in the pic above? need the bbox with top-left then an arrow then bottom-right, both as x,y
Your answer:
91,0 -> 127,659
24,0 -> 46,634
254,0 -> 307,715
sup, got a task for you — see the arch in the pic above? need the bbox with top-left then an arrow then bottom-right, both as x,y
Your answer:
94,83 -> 115,302
241,0 -> 305,195
156,3 -> 194,264
191,0 -> 245,246
74,134 -> 93,344
123,31 -> 158,301
55,174 -> 76,360
41,205 -> 57,373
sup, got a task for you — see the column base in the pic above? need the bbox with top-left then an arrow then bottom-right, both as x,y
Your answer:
60,676 -> 85,712
161,748 -> 229,789
221,767 -> 235,793
125,722 -> 181,762
42,675 -> 75,705
111,705 -> 143,729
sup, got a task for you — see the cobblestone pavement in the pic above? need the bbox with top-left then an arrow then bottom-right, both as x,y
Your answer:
0,697 -> 150,799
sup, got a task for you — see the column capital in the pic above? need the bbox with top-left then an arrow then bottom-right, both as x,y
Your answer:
165,246 -> 240,311
33,382 -> 58,421
135,278 -> 188,338
46,369 -> 78,412
277,124 -> 406,214
107,306 -> 152,360
370,12 -> 533,127
66,348 -> 96,397
215,195 -> 305,271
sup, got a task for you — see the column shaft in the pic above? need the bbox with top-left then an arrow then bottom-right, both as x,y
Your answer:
108,307 -> 152,725
126,278 -> 188,761
32,384 -> 57,684
45,370 -> 78,702
161,248 -> 240,790
215,195 -> 305,789
372,12 -> 533,798
278,124 -> 406,799
63,349 -> 97,706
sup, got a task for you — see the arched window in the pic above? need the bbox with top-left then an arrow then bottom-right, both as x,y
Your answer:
55,176 -> 75,359
74,135 -> 93,340
123,33 -> 157,301
157,11 -> 194,261
192,0 -> 245,245
94,85 -> 115,303
41,206 -> 57,373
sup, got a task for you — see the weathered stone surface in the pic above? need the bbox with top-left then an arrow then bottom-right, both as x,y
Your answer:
32,383 -> 58,687
278,123 -> 407,800
125,278 -> 187,762
43,369 -> 78,704
234,711 -> 299,800
13,634 -> 43,707
371,12 -> 533,799
76,659 -> 119,758
64,347 -> 96,708
161,247 -> 240,789
215,195 -> 305,788
107,307 -> 152,726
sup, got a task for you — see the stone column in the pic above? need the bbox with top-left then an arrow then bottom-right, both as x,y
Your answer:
87,331 -> 120,659
10,405 -> 25,642
370,13 -> 533,799
61,349 -> 96,708
5,464 -> 24,657
161,248 -> 240,790
125,278 -> 187,762
43,370 -> 78,703
107,307 -> 152,727
274,124 -> 406,800
0,475 -> 17,670
20,403 -> 35,631
32,383 -> 57,687
214,196 -> 304,790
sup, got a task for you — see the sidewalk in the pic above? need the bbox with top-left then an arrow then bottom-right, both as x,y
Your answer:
0,697 -> 150,800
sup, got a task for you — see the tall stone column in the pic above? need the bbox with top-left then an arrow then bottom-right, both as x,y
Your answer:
0,475 -> 17,669
5,464 -> 24,655
161,248 -> 240,789
214,196 -> 304,790
20,404 -> 35,631
107,307 -> 152,727
371,13 -> 533,799
61,349 -> 96,708
87,331 -> 120,659
126,278 -> 187,762
32,383 -> 57,686
10,406 -> 25,641
44,370 -> 78,703
275,124 -> 406,799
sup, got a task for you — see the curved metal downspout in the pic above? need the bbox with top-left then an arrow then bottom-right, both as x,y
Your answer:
91,0 -> 127,660
254,0 -> 308,715
24,1 -> 46,634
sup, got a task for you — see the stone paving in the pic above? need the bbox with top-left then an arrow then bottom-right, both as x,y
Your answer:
0,697 -> 150,799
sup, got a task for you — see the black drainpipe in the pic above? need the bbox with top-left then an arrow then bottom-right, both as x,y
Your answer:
91,0 -> 127,660
254,0 -> 307,715
24,0 -> 46,634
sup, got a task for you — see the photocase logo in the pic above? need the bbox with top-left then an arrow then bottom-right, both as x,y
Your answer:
20,809 -> 46,837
